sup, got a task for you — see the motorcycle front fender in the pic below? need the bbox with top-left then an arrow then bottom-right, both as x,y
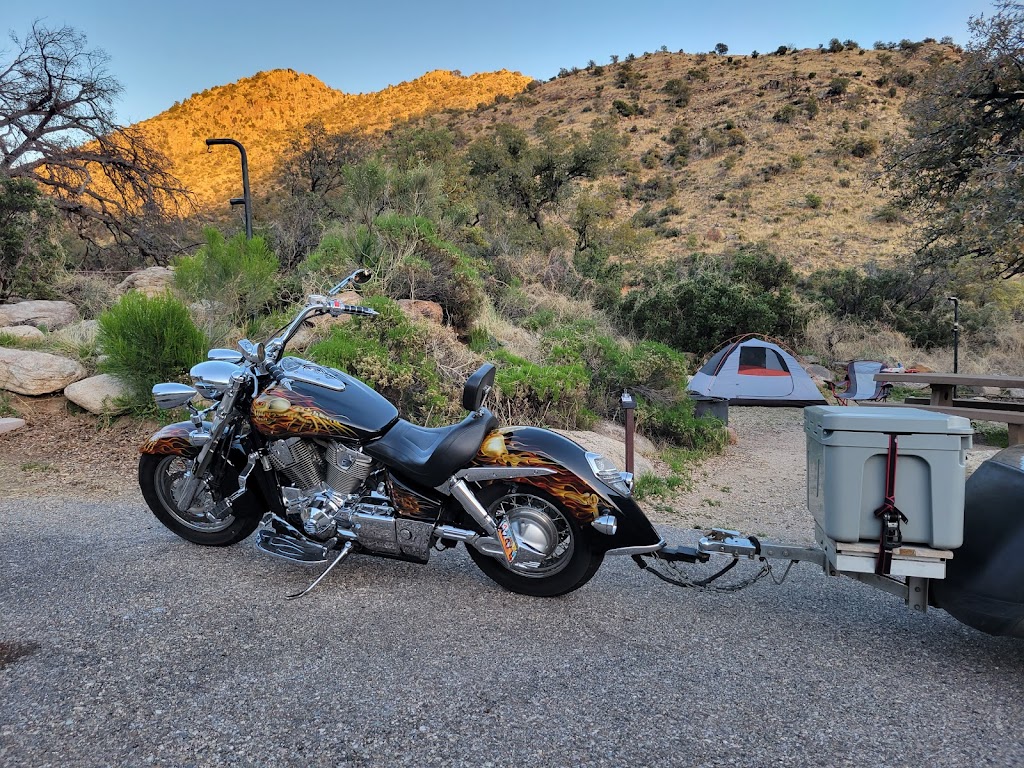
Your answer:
472,426 -> 664,556
140,421 -> 207,457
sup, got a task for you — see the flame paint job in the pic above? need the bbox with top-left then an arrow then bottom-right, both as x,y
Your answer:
250,379 -> 398,440
472,428 -> 602,522
389,474 -> 443,521
140,422 -> 198,456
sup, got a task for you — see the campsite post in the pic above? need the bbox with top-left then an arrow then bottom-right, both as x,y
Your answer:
947,296 -> 960,374
621,390 -> 636,475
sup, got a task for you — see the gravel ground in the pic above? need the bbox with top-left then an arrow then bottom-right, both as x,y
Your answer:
2,407 -> 1022,767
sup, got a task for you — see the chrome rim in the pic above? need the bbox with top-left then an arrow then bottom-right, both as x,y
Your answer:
153,455 -> 235,533
491,493 -> 574,577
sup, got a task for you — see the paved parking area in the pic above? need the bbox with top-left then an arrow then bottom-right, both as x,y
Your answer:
2,493 -> 1023,768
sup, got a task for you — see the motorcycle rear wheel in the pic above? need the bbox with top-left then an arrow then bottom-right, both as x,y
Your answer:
139,453 -> 262,546
466,490 -> 603,597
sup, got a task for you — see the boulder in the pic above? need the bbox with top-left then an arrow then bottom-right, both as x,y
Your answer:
0,417 -> 26,434
0,300 -> 79,331
1008,389 -> 1024,400
1,325 -> 45,341
0,347 -> 86,396
591,419 -> 658,456
64,374 -> 129,415
397,299 -> 444,325
115,266 -> 174,296
806,364 -> 835,383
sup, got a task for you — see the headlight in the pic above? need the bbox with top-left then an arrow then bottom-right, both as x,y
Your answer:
586,452 -> 633,496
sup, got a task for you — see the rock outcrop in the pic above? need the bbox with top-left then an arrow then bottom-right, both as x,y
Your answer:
115,266 -> 174,296
0,348 -> 86,396
0,301 -> 80,331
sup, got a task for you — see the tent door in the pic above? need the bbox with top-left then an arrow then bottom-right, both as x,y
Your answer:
734,345 -> 795,397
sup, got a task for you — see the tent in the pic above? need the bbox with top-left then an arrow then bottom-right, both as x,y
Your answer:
688,336 -> 826,406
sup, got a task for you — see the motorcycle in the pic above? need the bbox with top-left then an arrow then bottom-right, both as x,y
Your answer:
138,269 -> 667,598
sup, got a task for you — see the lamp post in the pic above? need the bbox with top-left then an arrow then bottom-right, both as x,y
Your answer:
205,137 -> 252,239
947,296 -> 960,374
621,390 -> 637,476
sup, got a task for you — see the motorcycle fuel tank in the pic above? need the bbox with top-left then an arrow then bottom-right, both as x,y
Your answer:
251,359 -> 398,441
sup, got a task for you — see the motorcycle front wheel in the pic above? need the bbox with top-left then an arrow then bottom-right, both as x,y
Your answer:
138,453 -> 262,546
466,489 -> 603,597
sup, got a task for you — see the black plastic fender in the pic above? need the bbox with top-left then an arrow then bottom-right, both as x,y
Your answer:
932,445 -> 1024,637
471,426 -> 664,555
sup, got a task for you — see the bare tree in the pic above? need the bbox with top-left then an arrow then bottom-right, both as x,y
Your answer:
0,22 -> 191,265
887,2 -> 1024,278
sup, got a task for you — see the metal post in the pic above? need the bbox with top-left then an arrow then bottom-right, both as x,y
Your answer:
947,296 -> 960,374
205,137 -> 252,239
621,390 -> 637,476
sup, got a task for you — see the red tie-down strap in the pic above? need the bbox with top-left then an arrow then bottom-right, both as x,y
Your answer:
873,433 -> 908,576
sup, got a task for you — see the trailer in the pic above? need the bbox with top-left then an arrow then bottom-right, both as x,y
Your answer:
639,406 -> 1024,638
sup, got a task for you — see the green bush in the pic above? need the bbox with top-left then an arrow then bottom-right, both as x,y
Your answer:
616,246 -> 805,356
0,176 -> 64,302
174,228 -> 280,334
98,292 -> 207,411
491,349 -> 592,429
307,296 -> 458,424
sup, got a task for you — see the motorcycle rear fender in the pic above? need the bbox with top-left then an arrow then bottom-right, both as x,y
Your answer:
472,426 -> 664,555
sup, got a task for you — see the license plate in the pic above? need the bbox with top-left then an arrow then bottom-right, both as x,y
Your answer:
496,517 -> 518,563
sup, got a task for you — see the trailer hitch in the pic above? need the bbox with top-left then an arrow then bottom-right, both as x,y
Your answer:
635,528 -> 826,593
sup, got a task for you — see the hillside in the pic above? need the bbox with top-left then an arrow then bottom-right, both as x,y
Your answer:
411,43 -> 955,272
136,68 -> 532,208
133,43 -> 954,273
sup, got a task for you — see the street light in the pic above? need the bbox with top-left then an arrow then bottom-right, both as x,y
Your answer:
205,137 -> 252,239
947,296 -> 960,374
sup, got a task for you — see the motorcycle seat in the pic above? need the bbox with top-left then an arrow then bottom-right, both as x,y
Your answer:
364,409 -> 499,489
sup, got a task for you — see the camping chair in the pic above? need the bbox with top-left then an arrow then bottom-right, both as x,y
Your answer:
827,360 -> 893,405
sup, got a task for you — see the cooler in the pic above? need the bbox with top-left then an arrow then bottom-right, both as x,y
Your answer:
804,406 -> 973,549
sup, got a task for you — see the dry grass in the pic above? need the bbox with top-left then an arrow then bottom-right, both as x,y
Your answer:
801,310 -> 1024,377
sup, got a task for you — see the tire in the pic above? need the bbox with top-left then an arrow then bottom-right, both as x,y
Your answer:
465,489 -> 604,597
139,453 -> 263,546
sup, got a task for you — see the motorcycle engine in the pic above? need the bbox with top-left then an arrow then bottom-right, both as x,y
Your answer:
267,438 -> 390,540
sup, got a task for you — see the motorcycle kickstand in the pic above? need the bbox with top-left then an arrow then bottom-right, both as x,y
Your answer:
286,541 -> 354,601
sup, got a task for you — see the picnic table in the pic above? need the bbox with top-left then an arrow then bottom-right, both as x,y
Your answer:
874,371 -> 1024,444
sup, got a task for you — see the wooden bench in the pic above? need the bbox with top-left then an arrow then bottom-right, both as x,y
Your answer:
873,372 -> 1024,445
903,396 -> 1024,413
872,402 -> 1024,444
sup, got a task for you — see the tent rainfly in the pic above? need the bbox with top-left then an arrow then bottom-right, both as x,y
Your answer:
688,336 -> 827,406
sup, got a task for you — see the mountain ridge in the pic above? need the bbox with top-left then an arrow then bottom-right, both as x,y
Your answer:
136,67 -> 532,208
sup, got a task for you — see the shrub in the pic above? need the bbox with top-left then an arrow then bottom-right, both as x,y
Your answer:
662,79 -> 692,107
0,176 -> 64,302
491,349 -> 592,428
612,99 -> 643,117
98,292 -> 207,412
827,77 -> 851,96
805,193 -> 823,209
308,296 -> 459,424
850,136 -> 879,157
174,228 -> 280,336
617,247 -> 804,356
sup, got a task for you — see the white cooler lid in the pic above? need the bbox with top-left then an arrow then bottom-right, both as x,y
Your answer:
805,405 -> 973,434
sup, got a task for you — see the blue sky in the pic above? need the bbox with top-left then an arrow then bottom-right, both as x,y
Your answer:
4,0 -> 994,125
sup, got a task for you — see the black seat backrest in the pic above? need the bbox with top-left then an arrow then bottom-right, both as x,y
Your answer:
463,363 -> 496,411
